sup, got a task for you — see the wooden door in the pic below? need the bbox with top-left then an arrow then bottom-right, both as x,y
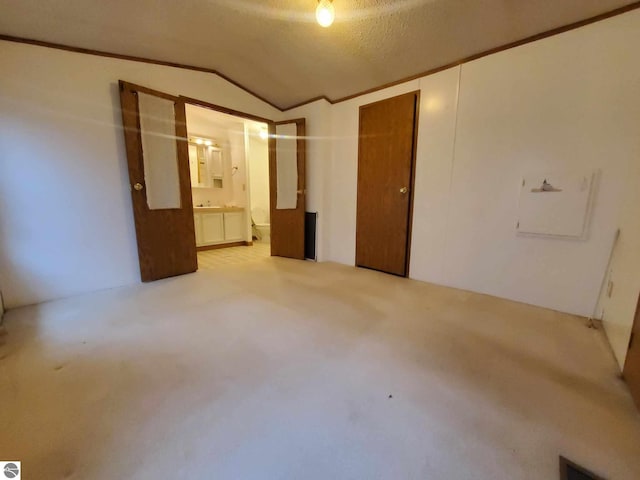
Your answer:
119,80 -> 197,281
624,292 -> 640,410
269,119 -> 306,259
356,91 -> 419,276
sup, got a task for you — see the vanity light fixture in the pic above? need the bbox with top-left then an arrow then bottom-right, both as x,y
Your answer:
195,138 -> 204,145
204,140 -> 213,146
316,0 -> 335,28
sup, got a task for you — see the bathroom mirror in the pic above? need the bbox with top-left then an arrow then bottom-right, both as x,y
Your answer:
188,137 -> 224,189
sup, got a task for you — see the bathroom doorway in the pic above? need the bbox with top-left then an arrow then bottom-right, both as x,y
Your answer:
118,81 -> 307,281
183,101 -> 272,269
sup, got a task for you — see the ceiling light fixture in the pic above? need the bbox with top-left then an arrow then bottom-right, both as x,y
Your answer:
316,0 -> 335,28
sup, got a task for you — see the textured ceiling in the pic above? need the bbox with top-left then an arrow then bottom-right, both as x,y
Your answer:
0,0 -> 637,109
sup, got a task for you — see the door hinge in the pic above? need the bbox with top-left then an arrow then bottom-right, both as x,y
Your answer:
516,220 -> 520,229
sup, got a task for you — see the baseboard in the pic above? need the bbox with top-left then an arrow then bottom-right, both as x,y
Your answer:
197,241 -> 252,251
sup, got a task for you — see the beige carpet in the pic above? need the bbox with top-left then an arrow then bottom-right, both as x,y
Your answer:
1,258 -> 639,479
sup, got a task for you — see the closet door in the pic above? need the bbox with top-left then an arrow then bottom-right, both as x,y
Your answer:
356,91 -> 419,276
119,80 -> 197,281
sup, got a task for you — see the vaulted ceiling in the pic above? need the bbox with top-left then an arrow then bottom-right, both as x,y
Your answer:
0,0 -> 637,109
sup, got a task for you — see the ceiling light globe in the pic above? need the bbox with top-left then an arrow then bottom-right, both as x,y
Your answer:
316,0 -> 335,28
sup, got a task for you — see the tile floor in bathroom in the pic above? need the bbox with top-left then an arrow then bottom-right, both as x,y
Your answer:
197,241 -> 271,269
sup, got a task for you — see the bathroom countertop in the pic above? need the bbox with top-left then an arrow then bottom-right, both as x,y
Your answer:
193,206 -> 244,213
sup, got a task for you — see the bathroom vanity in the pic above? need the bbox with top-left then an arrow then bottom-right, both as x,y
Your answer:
193,207 -> 247,249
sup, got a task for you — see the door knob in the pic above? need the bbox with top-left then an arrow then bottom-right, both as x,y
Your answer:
399,187 -> 408,194
133,182 -> 144,191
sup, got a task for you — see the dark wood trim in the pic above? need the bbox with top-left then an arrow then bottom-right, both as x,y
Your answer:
282,96 -> 332,111
268,122 -> 277,256
119,80 -> 179,102
404,90 -> 420,277
559,456 -> 604,480
623,291 -> 640,410
197,241 -> 252,252
3,1 -> 640,111
274,118 -> 306,125
357,92 -> 420,123
285,1 -> 640,108
180,96 -> 274,125
0,33 -> 282,111
624,293 -> 640,369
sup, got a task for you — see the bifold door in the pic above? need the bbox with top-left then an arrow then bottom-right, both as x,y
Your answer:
119,80 -> 197,281
269,119 -> 306,259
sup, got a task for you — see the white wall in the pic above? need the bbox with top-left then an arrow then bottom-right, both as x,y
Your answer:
324,10 -> 640,366
410,68 -> 461,284
246,129 -> 270,225
433,19 -> 637,316
597,144 -> 640,368
228,127 -> 248,209
327,81 -> 422,266
0,41 -> 280,309
2,11 -> 639,368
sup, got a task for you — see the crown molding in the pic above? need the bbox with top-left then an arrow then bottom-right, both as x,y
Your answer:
2,1 -> 639,112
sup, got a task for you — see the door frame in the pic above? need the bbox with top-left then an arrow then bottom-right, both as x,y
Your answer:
180,96 -> 274,125
623,291 -> 640,409
179,96 -> 275,254
355,90 -> 420,277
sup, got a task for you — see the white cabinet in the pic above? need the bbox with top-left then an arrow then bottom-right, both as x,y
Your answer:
202,213 -> 225,244
223,212 -> 244,241
193,209 -> 246,247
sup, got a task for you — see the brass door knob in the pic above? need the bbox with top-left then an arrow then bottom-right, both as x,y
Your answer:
133,182 -> 144,191
399,187 -> 408,194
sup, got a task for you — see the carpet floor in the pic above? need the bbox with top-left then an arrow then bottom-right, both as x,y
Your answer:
1,257 -> 639,479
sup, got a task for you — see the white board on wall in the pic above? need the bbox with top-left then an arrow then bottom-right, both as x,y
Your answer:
516,170 -> 595,238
